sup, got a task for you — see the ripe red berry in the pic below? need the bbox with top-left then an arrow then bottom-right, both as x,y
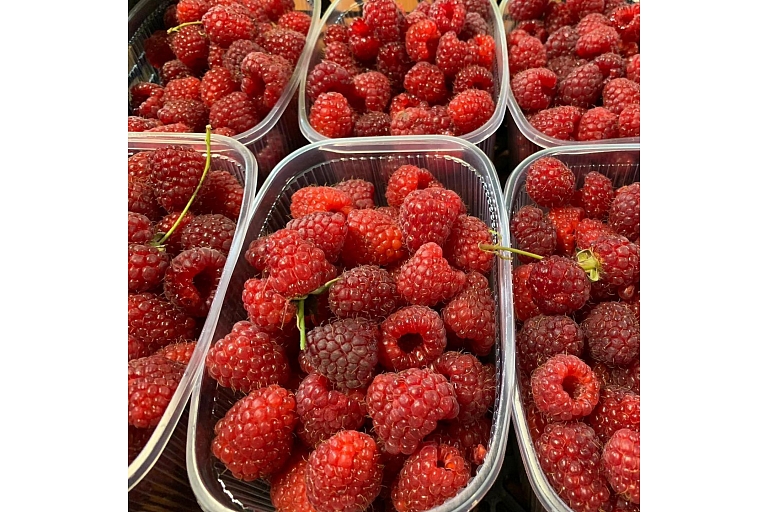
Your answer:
602,429 -> 640,505
389,93 -> 429,115
241,51 -> 293,112
306,59 -> 354,101
531,353 -> 600,420
385,165 -> 439,207
263,229 -> 338,299
576,106 -> 619,141
435,31 -> 474,78
376,41 -> 413,87
512,263 -> 542,322
579,171 -> 615,219
128,243 -> 169,293
154,341 -> 197,365
448,88 -> 495,135
148,145 -> 206,213
608,182 -> 640,241
548,206 -> 585,255
453,65 -> 494,94
309,91 -> 355,138
399,187 -> 463,251
290,185 -> 353,218
557,62 -> 603,109
363,0 -> 405,44
353,111 -> 392,136
328,265 -> 400,321
432,351 -> 495,423
180,213 -> 236,255
528,255 -> 591,315
128,355 -> 186,429
525,156 -> 576,207
128,292 -> 199,354
429,0 -> 466,35
587,385 -> 640,444
544,25 -> 579,59
341,208 -> 406,267
582,301 -> 640,366
511,204 -> 558,261
508,34 -> 547,76
164,76 -> 201,102
263,27 -> 306,65
168,24 -> 209,72
602,77 -> 640,115
517,314 -> 585,376
352,71 -> 392,112
379,305 -> 447,371
163,246 -> 227,317
511,67 -> 558,113
403,62 -> 448,104
405,18 -> 440,62
575,25 -> 620,58
285,211 -> 348,263
443,214 -> 494,274
209,91 -> 261,134
348,18 -> 381,62
626,53 -> 639,83
241,277 -> 297,333
528,105 -> 585,141
128,212 -> 154,244
441,271 -> 496,357
396,242 -> 467,307
618,103 -> 640,137
202,4 -> 256,48
295,373 -> 367,447
278,11 -> 313,36
223,39 -> 265,82
270,452 -> 315,512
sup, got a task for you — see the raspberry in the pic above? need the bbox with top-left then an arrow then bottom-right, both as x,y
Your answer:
175,0 -> 210,23
349,18 -> 381,62
341,208 -> 406,267
593,52 -> 626,81
390,106 -> 454,135
453,65 -> 494,94
129,176 -> 163,220
263,27 -> 306,65
528,105 -> 585,140
367,368 -> 459,455
155,76 -> 200,102
388,94 -> 427,116
517,314 -> 585,376
263,229 -> 338,298
579,171 -> 615,219
511,67 -> 557,113
156,99 -> 208,132
432,351 -> 494,422
379,305 -> 447,371
306,60 -> 354,101
309,91 -> 355,138
543,1 -> 577,33
223,39 -> 265,82
544,26 -> 578,60
511,204 -> 557,261
128,355 -> 186,428
305,317 -> 380,392
202,4 -> 255,48
294,373 -> 366,447
512,263 -> 542,322
128,150 -> 153,178
618,103 -> 640,137
399,187 -> 462,251
290,185 -> 353,218
163,247 -> 227,317
548,56 -> 587,84
403,62 -> 448,104
611,357 -> 640,394
608,182 -> 639,241
128,212 -> 154,244
180,213 -> 236,254
405,19 -> 440,62
575,218 -> 613,250
529,255 -> 591,314
443,214 -> 494,274
354,111 -> 392,136
144,30 -> 176,69
429,0 -> 466,35
509,34 -> 547,76
363,0 -> 405,44
376,41 -> 412,88
557,62 -> 603,109
209,91 -> 261,134
448,88 -> 495,135
324,23 -> 349,44
602,77 -> 640,115
148,145 -> 206,213
155,211 -> 195,256
587,385 -> 639,444
507,0 -> 547,21
161,59 -> 194,84
270,452 -> 315,512
535,422 -> 611,512
609,3 -> 640,44
244,235 -> 269,272
569,0 -> 605,19
463,0 -> 491,19
591,234 -> 640,287
278,11 -> 312,35
154,340 -> 197,364
397,242 -> 466,306
423,416 -> 491,465
128,243 -> 169,293
241,51 -> 292,112
305,431 -> 382,512
575,13 -> 611,35
514,18 -> 546,42
128,117 -> 163,132
525,156 -> 576,207
626,53 -> 639,83
285,211 -> 348,262
582,301 -> 640,366
390,443 -> 471,512
146,122 -> 194,133
352,71 -> 392,112
441,271 -> 496,356
323,42 -> 361,75
386,165 -> 438,207
169,25 -> 209,71
199,67 -> 238,108
471,33 -> 495,69
128,292 -> 198,354
548,206 -> 585,254
242,277 -> 297,332
575,24 -> 620,59
576,106 -> 619,141
196,169 -> 244,221
531,353 -> 600,421
435,31 -> 474,78
328,265 -> 399,320
211,385 -> 297,481
602,429 -> 640,504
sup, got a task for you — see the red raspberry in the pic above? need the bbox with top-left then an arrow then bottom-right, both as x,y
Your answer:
608,182 -> 639,241
305,430 -> 382,512
241,51 -> 292,112
531,353 -> 600,420
223,39 -> 265,82
575,24 -> 620,59
582,301 -> 639,366
385,164 -> 438,207
376,41 -> 412,88
423,416 -> 492,465
405,19 -> 440,62
432,351 -> 494,422
242,277 -> 297,332
324,23 -> 349,44
528,255 -> 591,315
403,62 -> 448,104
442,271 -> 496,356
626,53 -> 639,83
270,452 -> 315,512
341,208 -> 406,267
286,211 -> 348,262
593,52 -> 626,82
290,185 -> 353,218
591,234 -> 640,287
163,247 -> 226,317
512,263 -> 542,322
389,93 -> 429,115
548,206 -> 585,255
575,13 -> 610,35
429,0 -> 466,35
196,169 -> 244,221
443,214 -> 493,274
447,88 -> 495,135
513,18 -> 546,42
128,212 -> 154,244
557,62 -> 603,109
399,187 -> 463,251
175,0 -> 210,23
146,122 -> 193,133
525,156 -> 576,207
155,211 -> 195,256
587,384 -> 639,444
128,292 -> 198,355
128,150 -> 153,178
211,385 -> 298,481
602,77 -> 639,115
144,30 -> 176,69
576,106 -> 619,141
471,32 -> 495,71
128,116 -> 163,132
201,4 -> 255,48
535,422 -> 611,512
602,429 -> 640,504
128,355 -> 186,428
160,59 -> 194,84
305,317 -> 380,392
169,25 -> 209,72
349,18 -> 381,62
569,0 -> 605,19
129,176 -> 163,220
263,229 -> 338,299
295,373 -> 366,447
263,27 -> 306,65
609,3 -> 640,44
511,67 -> 557,113
128,243 -> 169,293
390,106 -> 454,135
618,103 -> 640,137
611,357 -> 640,394
323,42 -> 361,75
517,314 -> 585,376
575,218 -> 614,250
251,0 -> 292,22
244,235 -> 269,272
379,305 -> 447,371
278,11 -> 312,35
309,91 -> 355,138
328,265 -> 399,320
352,71 -> 392,112
579,171 -> 615,219
543,1 -> 577,33
156,76 -> 199,103
208,42 -> 225,69
209,91 -> 261,134
435,31 -> 474,78
390,443 -> 471,512
367,367 -> 459,455
463,0 -> 491,19
306,60 -> 354,101
363,0 -> 405,44
544,26 -> 578,59
180,213 -> 236,254
528,105 -> 585,140
507,0 -> 547,21
154,340 -> 197,365
453,65 -> 494,94
156,99 -> 208,132
148,145 -> 206,213
199,67 -> 238,108
354,111 -> 392,136
511,204 -> 557,261
206,320 -> 291,392
509,34 -> 547,76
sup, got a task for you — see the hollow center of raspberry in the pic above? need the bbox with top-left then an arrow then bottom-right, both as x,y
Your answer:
193,269 -> 216,297
436,458 -> 446,469
562,375 -> 580,399
397,333 -> 423,354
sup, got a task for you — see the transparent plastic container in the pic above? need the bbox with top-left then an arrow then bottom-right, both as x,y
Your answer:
128,0 -> 320,182
297,0 -> 509,160
128,133 -> 257,511
186,135 -> 515,512
498,0 -> 640,169
502,143 -> 640,512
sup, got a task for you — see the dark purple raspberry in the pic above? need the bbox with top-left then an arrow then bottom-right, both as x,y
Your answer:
328,265 -> 400,321
354,111 -> 392,136
581,301 -> 640,366
180,213 -> 236,255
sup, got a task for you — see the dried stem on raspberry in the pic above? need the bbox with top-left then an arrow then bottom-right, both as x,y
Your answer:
167,21 -> 203,34
478,243 -> 544,261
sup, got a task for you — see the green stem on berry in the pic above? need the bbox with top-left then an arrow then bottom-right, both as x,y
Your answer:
478,243 -> 544,261
291,277 -> 341,301
297,299 -> 307,350
155,125 -> 213,247
167,21 -> 203,34
576,249 -> 601,282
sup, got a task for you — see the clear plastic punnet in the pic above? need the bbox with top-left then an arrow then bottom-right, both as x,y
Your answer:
128,133 -> 257,511
503,143 -> 640,512
128,0 -> 320,183
499,0 -> 640,168
297,0 -> 509,160
186,135 -> 515,512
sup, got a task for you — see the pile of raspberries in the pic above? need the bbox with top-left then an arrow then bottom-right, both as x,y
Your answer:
128,0 -> 312,135
506,0 -> 640,141
511,155 -> 640,511
128,143 -> 246,463
203,164 -> 500,512
305,0 -> 500,138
